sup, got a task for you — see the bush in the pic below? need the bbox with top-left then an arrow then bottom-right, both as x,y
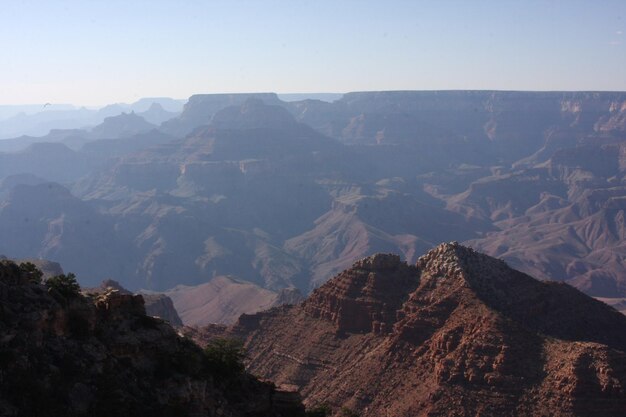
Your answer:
203,338 -> 246,377
19,262 -> 43,283
45,273 -> 81,299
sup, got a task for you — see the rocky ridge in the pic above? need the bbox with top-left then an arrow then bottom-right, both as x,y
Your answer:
0,260 -> 304,417
201,243 -> 626,417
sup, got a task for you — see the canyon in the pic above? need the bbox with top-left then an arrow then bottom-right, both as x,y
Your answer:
1,91 -> 626,324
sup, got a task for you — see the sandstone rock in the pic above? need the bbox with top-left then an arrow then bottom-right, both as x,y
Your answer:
198,243 -> 626,417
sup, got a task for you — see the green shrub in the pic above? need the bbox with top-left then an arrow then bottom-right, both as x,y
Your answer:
45,273 -> 81,299
203,338 -> 246,377
19,262 -> 43,283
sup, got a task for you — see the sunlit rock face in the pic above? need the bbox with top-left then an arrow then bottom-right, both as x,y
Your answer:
195,243 -> 626,417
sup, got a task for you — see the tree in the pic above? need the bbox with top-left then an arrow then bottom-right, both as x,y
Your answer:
45,273 -> 80,299
19,262 -> 43,284
203,338 -> 246,377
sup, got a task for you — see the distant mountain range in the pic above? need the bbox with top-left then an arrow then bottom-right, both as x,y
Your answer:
1,90 -> 626,306
0,97 -> 184,139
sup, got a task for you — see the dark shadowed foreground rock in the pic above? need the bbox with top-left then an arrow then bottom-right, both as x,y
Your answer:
195,243 -> 626,417
0,260 -> 304,417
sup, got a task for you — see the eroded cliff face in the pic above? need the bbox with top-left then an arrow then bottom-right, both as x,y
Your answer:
199,243 -> 626,417
0,260 -> 304,417
303,253 -> 419,334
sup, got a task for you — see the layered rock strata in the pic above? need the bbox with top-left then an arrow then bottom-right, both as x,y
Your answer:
197,243 -> 626,417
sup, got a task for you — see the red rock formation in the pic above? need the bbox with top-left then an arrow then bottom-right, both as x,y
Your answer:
303,253 -> 419,334
198,243 -> 626,416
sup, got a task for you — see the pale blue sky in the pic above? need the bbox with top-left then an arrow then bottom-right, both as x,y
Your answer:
1,0 -> 625,105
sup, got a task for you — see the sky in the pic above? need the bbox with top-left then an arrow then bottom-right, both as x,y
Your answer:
0,0 -> 625,105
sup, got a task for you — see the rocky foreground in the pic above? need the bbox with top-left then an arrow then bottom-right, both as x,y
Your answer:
0,260 -> 304,417
196,243 -> 626,417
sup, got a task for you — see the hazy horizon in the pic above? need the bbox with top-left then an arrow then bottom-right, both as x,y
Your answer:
1,0 -> 625,105
6,87 -> 626,110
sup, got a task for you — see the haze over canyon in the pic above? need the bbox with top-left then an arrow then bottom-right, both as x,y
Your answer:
2,91 -> 626,311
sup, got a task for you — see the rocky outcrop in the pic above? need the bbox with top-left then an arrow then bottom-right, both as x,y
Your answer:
199,244 -> 626,417
303,253 -> 419,334
142,294 -> 184,326
0,260 -> 304,417
88,279 -> 183,326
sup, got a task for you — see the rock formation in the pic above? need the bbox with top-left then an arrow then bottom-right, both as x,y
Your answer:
0,260 -> 304,417
197,243 -> 626,416
142,293 -> 184,327
89,279 -> 183,326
